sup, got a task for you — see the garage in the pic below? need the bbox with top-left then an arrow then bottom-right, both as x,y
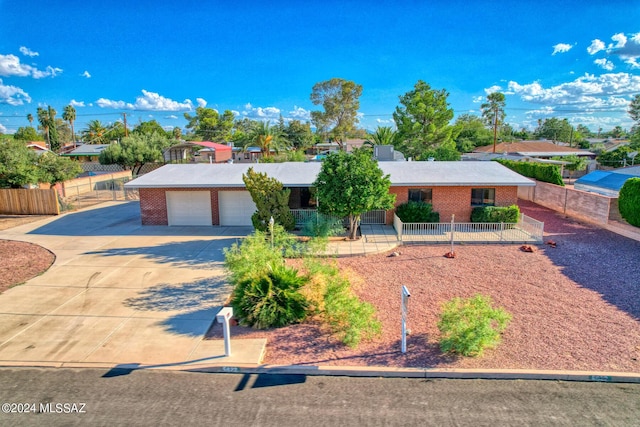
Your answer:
219,191 -> 256,226
166,191 -> 212,226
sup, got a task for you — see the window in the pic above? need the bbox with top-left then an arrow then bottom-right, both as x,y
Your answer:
471,188 -> 495,206
408,188 -> 432,203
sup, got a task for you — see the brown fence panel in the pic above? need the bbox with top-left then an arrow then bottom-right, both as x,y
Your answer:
0,189 -> 60,215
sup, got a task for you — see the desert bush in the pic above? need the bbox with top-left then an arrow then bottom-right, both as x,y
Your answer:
437,294 -> 511,357
323,274 -> 382,348
395,201 -> 440,223
231,263 -> 309,329
618,177 -> 640,227
471,205 -> 520,223
301,214 -> 344,238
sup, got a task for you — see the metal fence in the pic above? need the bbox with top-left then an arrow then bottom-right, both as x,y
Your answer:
394,214 -> 544,244
59,176 -> 139,211
290,209 -> 386,226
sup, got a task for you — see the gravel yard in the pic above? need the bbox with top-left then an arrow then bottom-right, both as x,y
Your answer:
208,200 -> 640,372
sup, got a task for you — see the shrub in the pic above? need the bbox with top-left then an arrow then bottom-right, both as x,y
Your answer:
230,263 -> 309,329
496,159 -> 564,186
301,214 -> 344,238
471,205 -> 520,223
437,294 -> 511,357
619,177 -> 640,227
395,201 -> 440,223
323,275 -> 381,348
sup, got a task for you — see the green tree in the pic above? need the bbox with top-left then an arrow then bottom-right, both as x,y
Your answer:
27,113 -> 34,128
421,139 -> 461,161
242,167 -> 295,231
184,107 -> 235,141
13,126 -> 42,142
481,92 -> 506,153
535,118 -> 573,143
172,127 -> 182,140
37,107 -> 51,148
133,119 -> 169,138
0,140 -> 42,188
283,120 -> 315,150
99,132 -> 169,174
82,120 -> 108,144
554,154 -> 587,180
618,178 -> 640,227
244,121 -> 288,158
452,114 -> 493,152
62,105 -> 77,144
313,149 -> 396,239
364,126 -> 397,147
393,80 -> 455,159
46,106 -> 60,152
37,152 -> 82,187
310,78 -> 363,149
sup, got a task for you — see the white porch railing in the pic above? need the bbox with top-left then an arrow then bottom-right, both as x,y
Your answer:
290,209 -> 387,226
393,214 -> 544,243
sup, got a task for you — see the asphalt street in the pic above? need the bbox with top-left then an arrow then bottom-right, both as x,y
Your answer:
0,368 -> 638,426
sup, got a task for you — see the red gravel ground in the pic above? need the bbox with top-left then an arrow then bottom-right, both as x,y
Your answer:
216,200 -> 640,372
0,240 -> 55,293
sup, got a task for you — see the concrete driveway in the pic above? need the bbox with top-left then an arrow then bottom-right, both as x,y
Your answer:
0,201 -> 265,369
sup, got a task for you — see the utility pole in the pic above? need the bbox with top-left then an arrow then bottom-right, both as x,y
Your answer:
123,113 -> 128,137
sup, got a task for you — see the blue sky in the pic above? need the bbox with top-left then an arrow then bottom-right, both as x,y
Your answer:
1,0 -> 639,136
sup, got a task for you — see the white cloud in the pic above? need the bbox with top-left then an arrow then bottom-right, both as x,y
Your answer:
0,78 -> 31,105
594,58 -> 615,71
472,96 -> 483,103
196,98 -> 207,108
525,106 -> 555,117
625,57 -> 640,69
165,115 -> 178,119
288,105 -> 311,120
484,85 -> 502,95
587,39 -> 606,55
0,54 -> 62,79
375,118 -> 393,124
241,103 -> 281,120
552,43 -> 573,55
610,33 -> 627,49
0,123 -> 7,133
96,90 -> 194,111
508,72 -> 640,111
69,99 -> 85,107
19,46 -> 38,57
81,71 -> 91,78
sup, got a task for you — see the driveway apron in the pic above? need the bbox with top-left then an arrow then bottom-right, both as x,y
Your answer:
0,201 -> 261,368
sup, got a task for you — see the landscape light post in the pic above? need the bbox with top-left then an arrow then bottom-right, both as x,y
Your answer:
269,216 -> 274,248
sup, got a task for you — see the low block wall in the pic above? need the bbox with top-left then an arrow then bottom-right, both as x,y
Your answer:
56,170 -> 133,197
518,181 -> 614,225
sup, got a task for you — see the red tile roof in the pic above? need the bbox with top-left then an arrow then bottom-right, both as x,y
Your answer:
474,141 -> 585,154
189,141 -> 232,151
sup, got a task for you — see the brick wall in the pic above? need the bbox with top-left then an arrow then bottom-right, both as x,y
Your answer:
388,185 -> 519,224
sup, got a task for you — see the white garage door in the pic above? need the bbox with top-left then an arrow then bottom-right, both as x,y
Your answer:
219,191 -> 256,226
166,191 -> 212,226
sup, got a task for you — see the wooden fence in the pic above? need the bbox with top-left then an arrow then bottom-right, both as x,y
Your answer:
0,188 -> 59,215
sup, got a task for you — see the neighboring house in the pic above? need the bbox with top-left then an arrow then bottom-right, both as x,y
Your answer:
473,140 -> 595,159
25,141 -> 52,155
163,141 -> 232,163
574,166 -> 640,197
61,144 -> 111,162
124,161 -> 534,226
232,146 -> 263,163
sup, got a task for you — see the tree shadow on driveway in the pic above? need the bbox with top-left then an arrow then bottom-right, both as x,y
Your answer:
84,239 -> 239,269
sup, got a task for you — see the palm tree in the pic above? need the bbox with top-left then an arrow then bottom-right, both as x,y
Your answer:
481,92 -> 506,153
244,121 -> 287,158
37,107 -> 50,148
27,113 -> 34,128
364,126 -> 396,147
62,105 -> 77,145
82,120 -> 108,144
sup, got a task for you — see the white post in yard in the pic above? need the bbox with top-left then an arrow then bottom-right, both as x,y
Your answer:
450,214 -> 455,255
216,307 -> 234,357
401,286 -> 410,353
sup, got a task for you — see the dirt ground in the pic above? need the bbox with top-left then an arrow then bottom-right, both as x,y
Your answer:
208,201 -> 640,372
0,239 -> 55,293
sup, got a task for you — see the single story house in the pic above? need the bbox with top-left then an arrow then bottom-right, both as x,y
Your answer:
124,161 -> 534,226
473,140 -> 594,158
574,166 -> 640,197
163,141 -> 232,163
61,143 -> 111,162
